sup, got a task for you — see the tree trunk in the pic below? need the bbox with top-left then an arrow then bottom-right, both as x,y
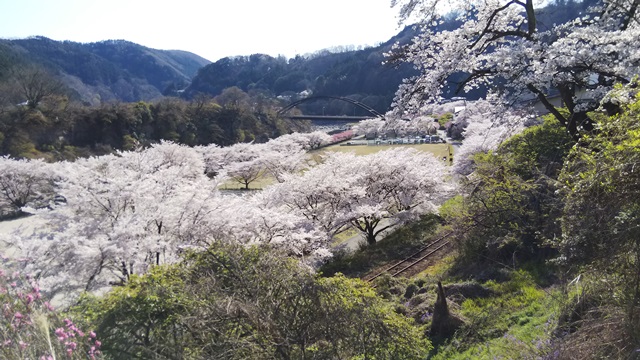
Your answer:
366,230 -> 377,245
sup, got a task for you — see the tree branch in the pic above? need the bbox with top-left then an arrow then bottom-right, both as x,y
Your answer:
469,0 -> 531,49
526,84 -> 568,126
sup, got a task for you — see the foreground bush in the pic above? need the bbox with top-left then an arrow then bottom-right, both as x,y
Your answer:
75,243 -> 431,359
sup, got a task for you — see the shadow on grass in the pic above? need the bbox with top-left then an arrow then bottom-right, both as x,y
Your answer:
319,214 -> 443,278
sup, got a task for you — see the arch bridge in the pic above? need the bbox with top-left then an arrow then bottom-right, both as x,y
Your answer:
277,95 -> 385,120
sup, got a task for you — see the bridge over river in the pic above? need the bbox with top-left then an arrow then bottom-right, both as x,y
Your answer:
284,115 -> 376,121
278,96 -> 385,122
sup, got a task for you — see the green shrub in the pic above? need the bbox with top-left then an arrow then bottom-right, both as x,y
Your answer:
75,243 -> 431,359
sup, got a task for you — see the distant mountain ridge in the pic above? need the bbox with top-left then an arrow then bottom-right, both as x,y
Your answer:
185,26 -> 421,115
0,37 -> 211,104
0,31 -> 420,113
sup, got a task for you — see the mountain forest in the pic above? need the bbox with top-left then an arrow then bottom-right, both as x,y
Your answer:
1,0 -> 640,359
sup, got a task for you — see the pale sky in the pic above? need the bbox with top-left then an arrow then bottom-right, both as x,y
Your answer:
0,0 -> 403,62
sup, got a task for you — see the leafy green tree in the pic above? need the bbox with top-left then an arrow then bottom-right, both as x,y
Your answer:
448,117 -> 573,264
76,243 -> 430,359
74,266 -> 192,360
559,85 -> 640,344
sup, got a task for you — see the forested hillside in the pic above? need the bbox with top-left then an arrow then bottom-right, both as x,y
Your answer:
0,0 -> 597,115
0,37 -> 210,103
0,92 -> 309,159
0,40 -> 306,159
185,27 -> 420,115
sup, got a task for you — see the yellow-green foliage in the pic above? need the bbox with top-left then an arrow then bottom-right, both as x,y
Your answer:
75,244 -> 431,359
450,117 -> 573,265
556,84 -> 640,352
316,275 -> 432,359
438,113 -> 453,128
438,195 -> 466,223
432,271 -> 558,360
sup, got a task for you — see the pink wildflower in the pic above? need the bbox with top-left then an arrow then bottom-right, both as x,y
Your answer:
55,327 -> 67,341
19,340 -> 27,349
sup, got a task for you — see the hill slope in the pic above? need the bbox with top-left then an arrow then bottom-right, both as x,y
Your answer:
185,26 -> 420,115
0,37 -> 211,104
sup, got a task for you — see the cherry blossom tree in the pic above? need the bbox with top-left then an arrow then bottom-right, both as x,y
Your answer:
223,189 -> 330,257
217,143 -> 268,189
6,141 -> 336,296
259,147 -> 308,183
266,160 -> 359,239
352,118 -> 386,138
207,141 -> 309,188
198,132 -> 328,188
339,148 -> 448,244
267,131 -> 332,151
452,99 -> 528,175
390,0 -> 640,140
268,148 -> 449,245
407,115 -> 439,136
12,142 -> 226,294
0,156 -> 56,217
380,115 -> 440,138
302,131 -> 333,149
196,143 -> 224,177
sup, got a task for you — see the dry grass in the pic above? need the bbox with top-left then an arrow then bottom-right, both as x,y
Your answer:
552,306 -> 633,359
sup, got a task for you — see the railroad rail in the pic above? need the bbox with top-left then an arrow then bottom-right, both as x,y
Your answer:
366,231 -> 455,282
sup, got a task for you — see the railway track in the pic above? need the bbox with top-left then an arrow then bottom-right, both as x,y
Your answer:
366,231 -> 454,282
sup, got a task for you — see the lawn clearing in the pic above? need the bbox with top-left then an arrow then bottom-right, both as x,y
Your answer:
322,143 -> 453,160
331,227 -> 361,247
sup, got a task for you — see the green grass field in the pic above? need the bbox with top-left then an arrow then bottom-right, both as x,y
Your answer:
322,143 -> 453,159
